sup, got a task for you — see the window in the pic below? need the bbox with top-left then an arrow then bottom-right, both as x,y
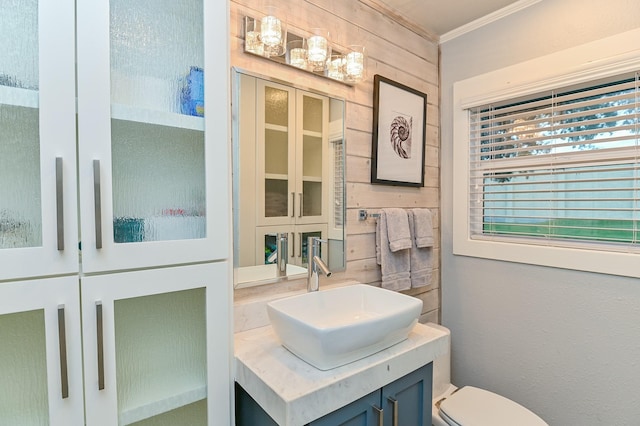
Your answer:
470,75 -> 639,251
452,29 -> 640,277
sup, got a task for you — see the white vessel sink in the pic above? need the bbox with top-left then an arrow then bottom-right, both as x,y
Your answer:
266,284 -> 423,370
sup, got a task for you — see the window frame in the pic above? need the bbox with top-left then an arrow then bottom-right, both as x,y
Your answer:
452,28 -> 640,278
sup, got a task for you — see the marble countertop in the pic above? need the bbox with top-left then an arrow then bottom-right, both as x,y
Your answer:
234,322 -> 449,426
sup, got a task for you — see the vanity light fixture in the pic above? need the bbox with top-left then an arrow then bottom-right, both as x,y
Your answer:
243,16 -> 366,86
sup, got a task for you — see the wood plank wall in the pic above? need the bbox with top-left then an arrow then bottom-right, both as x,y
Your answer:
230,0 -> 441,323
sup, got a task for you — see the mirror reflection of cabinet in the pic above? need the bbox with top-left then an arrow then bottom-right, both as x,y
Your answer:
257,81 -> 329,227
255,225 -> 327,268
236,72 -> 342,282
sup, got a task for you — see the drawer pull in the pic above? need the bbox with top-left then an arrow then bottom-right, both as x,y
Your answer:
388,397 -> 398,426
373,405 -> 383,426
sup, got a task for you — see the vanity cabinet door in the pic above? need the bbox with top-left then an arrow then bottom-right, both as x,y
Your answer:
308,363 -> 432,426
382,363 -> 432,426
308,390 -> 381,426
235,383 -> 279,426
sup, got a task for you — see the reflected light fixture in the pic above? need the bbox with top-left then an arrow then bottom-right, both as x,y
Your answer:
328,55 -> 346,81
245,18 -> 264,55
260,6 -> 286,57
307,29 -> 330,72
286,39 -> 307,69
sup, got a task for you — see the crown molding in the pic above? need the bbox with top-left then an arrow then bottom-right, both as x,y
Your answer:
440,0 -> 542,44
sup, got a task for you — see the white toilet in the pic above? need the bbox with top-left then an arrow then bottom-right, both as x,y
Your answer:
429,324 -> 548,426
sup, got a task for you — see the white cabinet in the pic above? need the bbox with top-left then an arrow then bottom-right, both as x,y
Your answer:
0,277 -> 84,425
81,263 -> 227,425
0,0 -> 230,424
76,0 -> 228,273
0,0 -> 78,281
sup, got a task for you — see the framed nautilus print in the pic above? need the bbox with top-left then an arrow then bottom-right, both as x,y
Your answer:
371,74 -> 427,187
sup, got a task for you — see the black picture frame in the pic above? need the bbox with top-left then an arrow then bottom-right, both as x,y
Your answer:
371,74 -> 427,187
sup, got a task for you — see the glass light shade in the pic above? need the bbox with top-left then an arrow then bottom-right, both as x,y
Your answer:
261,15 -> 282,46
307,29 -> 329,72
345,45 -> 365,83
244,18 -> 264,55
327,55 -> 345,81
260,7 -> 286,57
286,39 -> 307,69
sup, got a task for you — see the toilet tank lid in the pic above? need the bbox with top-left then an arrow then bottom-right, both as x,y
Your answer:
439,386 -> 548,426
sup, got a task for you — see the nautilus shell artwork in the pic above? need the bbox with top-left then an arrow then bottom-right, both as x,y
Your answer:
389,115 -> 412,159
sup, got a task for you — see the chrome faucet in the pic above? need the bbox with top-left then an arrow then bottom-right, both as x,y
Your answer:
307,237 -> 331,292
266,233 -> 288,277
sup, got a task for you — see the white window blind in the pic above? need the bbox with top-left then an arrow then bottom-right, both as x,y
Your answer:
469,73 -> 640,251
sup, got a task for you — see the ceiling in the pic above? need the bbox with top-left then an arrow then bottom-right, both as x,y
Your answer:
375,0 -> 522,36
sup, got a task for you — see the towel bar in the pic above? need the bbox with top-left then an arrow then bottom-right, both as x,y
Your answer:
358,209 -> 381,221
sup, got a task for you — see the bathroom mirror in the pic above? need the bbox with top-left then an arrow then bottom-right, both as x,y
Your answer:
232,68 -> 346,288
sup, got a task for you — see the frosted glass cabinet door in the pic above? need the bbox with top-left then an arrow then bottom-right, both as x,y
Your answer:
0,277 -> 84,425
81,262 -> 227,426
0,0 -> 78,281
296,90 -> 329,225
76,0 -> 228,273
256,80 -> 297,227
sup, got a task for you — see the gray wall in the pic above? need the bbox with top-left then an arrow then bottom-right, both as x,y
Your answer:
440,0 -> 640,424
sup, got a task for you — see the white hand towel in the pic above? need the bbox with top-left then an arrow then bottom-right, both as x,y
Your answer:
411,208 -> 434,248
383,208 -> 412,252
376,210 -> 411,291
408,209 -> 433,288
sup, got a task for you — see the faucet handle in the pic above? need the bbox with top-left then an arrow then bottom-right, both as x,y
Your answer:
309,236 -> 327,245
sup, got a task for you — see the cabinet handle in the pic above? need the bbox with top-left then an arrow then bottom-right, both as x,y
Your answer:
96,301 -> 105,390
57,305 -> 69,399
298,232 -> 302,258
93,160 -> 103,249
388,397 -> 399,426
290,232 -> 295,258
55,157 -> 64,251
373,405 -> 383,426
291,192 -> 295,218
298,192 -> 303,217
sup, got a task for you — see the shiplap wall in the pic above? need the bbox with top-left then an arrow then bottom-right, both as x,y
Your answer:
230,0 -> 440,323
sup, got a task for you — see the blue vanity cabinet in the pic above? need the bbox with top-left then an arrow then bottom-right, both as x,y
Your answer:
235,363 -> 432,426
381,363 -> 433,426
310,363 -> 433,426
307,390 -> 381,426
